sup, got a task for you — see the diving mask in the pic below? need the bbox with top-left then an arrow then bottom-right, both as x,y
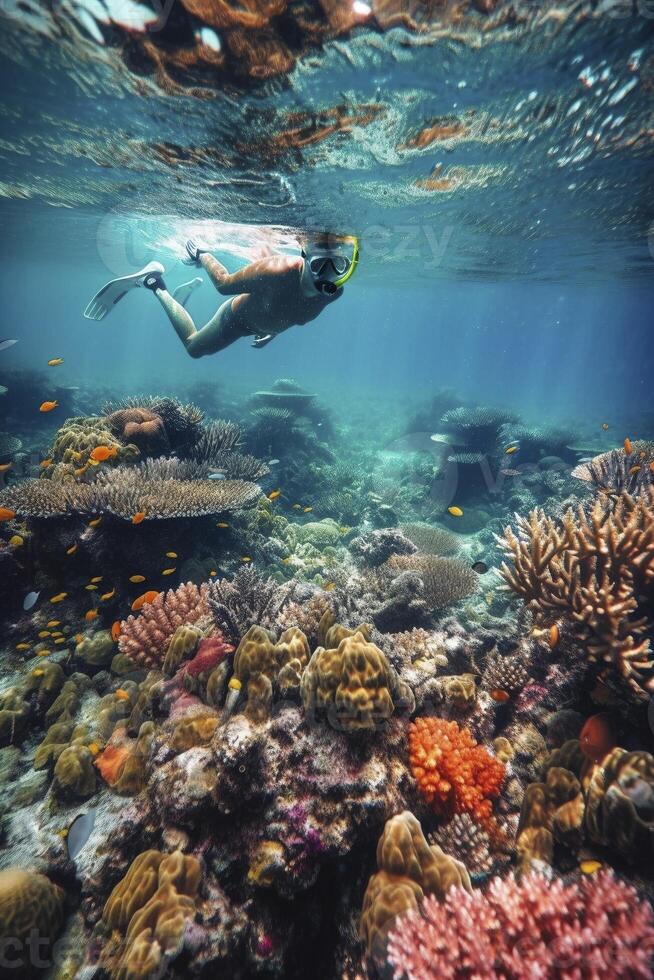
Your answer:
302,238 -> 359,295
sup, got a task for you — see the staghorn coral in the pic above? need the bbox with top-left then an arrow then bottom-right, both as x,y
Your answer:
208,566 -> 297,644
386,554 -> 478,611
360,810 -> 471,960
0,868 -> 64,962
386,870 -> 654,980
498,490 -> 654,700
101,849 -> 201,978
409,718 -> 505,826
400,522 -> 461,556
119,582 -> 210,669
301,630 -> 413,733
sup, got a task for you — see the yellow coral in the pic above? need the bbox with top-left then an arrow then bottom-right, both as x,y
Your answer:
0,868 -> 64,962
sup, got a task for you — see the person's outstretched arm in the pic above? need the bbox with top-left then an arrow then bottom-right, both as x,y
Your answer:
201,254 -> 303,295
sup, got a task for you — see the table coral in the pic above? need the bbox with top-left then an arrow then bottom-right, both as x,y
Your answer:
409,717 -> 505,825
386,871 -> 654,980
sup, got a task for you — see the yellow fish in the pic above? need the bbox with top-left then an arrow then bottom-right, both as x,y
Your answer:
292,504 -> 302,510
0,463 -> 12,473
209,570 -> 217,577
16,643 -> 31,651
100,588 -> 115,601
91,576 -> 103,583
9,535 -> 23,548
303,507 -> 313,513
240,556 -> 252,563
40,459 -> 53,469
129,575 -> 145,584
66,544 -> 78,555
268,489 -> 281,500
504,445 -> 519,455
161,568 -> 176,576
52,631 -> 63,637
38,631 -> 51,638
32,668 -> 45,677
448,506 -> 464,517
57,829 -> 69,839
37,650 -> 51,658
88,742 -> 101,756
87,458 -> 100,467
166,552 -> 178,559
85,584 -> 98,591
580,860 -> 603,875
54,637 -> 67,645
48,358 -> 64,366
216,522 -> 229,529
50,592 -> 68,603
46,620 -> 60,628
89,517 -> 102,528
114,689 -> 130,701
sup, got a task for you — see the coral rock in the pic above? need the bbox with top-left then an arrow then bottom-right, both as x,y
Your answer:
0,868 -> 64,961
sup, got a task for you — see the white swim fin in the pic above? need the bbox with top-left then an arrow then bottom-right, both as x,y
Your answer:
172,277 -> 203,308
83,261 -> 165,321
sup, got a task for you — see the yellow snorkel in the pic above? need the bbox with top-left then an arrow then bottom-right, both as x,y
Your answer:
303,234 -> 359,295
333,236 -> 359,288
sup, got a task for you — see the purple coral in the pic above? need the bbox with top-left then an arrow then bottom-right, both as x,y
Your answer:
386,871 -> 654,979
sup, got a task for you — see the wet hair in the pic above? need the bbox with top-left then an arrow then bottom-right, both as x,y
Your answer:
300,231 -> 354,252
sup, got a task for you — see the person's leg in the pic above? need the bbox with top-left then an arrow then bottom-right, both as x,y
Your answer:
184,238 -> 231,293
144,271 -> 241,358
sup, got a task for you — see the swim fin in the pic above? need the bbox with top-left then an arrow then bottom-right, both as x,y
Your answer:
172,277 -> 203,308
83,261 -> 165,321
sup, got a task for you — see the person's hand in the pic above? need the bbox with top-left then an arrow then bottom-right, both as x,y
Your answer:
251,334 -> 273,348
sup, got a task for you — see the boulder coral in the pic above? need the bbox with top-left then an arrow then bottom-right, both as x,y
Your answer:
360,810 -> 471,960
0,868 -> 64,966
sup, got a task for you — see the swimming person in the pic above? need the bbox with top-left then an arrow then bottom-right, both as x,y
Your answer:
84,233 -> 359,356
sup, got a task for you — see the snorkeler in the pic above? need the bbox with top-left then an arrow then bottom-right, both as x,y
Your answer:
83,234 -> 358,356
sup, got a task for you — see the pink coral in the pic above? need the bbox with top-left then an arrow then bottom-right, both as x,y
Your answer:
118,582 -> 210,668
178,636 -> 234,678
386,871 -> 654,979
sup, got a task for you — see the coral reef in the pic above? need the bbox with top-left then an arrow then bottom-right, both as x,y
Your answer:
0,868 -> 64,965
386,871 -> 654,979
386,554 -> 478,611
118,582 -> 211,668
208,566 -> 297,644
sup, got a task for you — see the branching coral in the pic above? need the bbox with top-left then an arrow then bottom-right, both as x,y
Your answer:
428,814 -> 495,879
386,554 -> 478,611
360,810 -> 470,960
386,871 -> 654,980
572,442 -> 654,496
208,567 -> 297,644
482,647 -> 529,696
498,490 -> 654,700
409,718 -> 505,825
119,582 -> 211,668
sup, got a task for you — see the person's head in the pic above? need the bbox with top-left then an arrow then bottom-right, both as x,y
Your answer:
300,232 -> 359,295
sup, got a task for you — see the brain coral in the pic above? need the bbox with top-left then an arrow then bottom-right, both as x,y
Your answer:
118,582 -> 210,669
0,868 -> 64,961
409,717 -> 505,826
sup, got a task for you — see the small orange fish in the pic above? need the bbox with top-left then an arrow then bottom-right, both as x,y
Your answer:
0,462 -> 12,473
84,609 -> 98,622
216,522 -> 229,529
303,507 -> 313,513
580,860 -> 603,875
209,570 -> 217,577
129,575 -> 145,584
66,544 -> 78,555
624,437 -> 633,455
90,445 -> 118,463
39,459 -> 53,469
580,713 -> 616,764
131,590 -> 159,612
131,511 -> 146,525
601,423 -> 609,431
88,517 -> 102,528
50,592 -> 68,603
448,506 -> 464,518
548,624 -> 560,649
240,556 -> 252,563
0,507 -> 16,522
15,643 -> 31,651
268,489 -> 281,500
161,568 -> 176,576
629,465 -> 641,475
490,688 -> 510,703
650,461 -> 654,474
114,688 -> 130,701
48,358 -> 64,366
39,400 -> 58,413
38,631 -> 51,638
90,576 -> 103,583
37,649 -> 51,657
74,634 -> 84,643
54,637 -> 66,645
46,620 -> 60,628
504,445 -> 519,455
100,588 -> 115,601
88,742 -> 101,756
166,552 -> 178,559
111,621 -> 121,642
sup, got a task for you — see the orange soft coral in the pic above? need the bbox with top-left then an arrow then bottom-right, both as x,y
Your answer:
409,718 -> 505,826
94,743 -> 131,787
